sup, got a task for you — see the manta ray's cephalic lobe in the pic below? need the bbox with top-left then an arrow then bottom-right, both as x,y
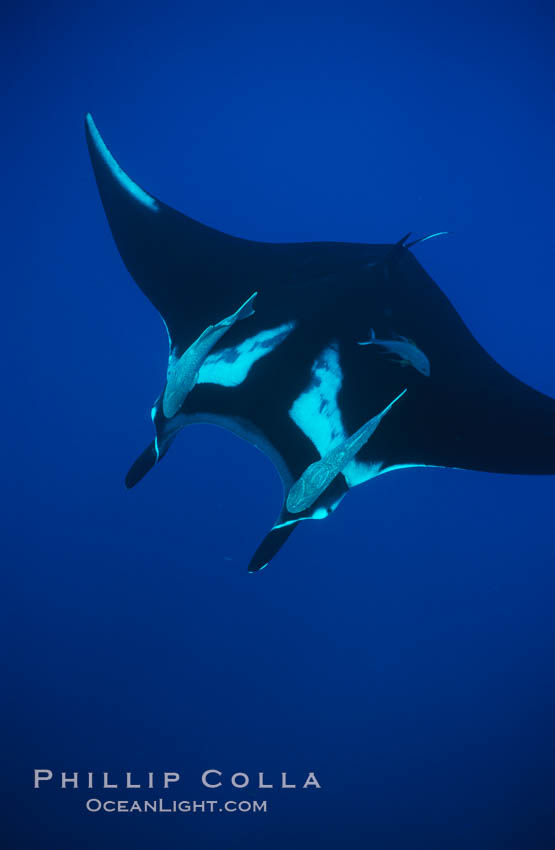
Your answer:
85,113 -> 555,572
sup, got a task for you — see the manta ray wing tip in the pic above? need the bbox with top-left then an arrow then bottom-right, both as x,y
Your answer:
84,111 -> 159,212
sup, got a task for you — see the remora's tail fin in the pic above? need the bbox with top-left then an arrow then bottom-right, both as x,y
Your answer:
215,291 -> 257,333
233,291 -> 257,322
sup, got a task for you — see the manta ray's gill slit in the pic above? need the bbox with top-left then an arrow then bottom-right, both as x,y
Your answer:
197,322 -> 296,387
85,114 -> 159,212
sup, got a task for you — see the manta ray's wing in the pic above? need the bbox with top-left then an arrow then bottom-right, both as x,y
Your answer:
84,113 -> 273,353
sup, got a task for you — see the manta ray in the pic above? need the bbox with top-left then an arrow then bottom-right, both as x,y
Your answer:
85,114 -> 554,572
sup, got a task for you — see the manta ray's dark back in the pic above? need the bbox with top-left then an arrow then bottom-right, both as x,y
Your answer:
85,113 -> 555,571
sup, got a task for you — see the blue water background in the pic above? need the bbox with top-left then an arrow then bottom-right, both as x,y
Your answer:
4,1 -> 555,847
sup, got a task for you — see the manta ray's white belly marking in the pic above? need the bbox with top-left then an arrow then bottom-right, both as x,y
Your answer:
288,344 -> 382,489
197,322 -> 295,387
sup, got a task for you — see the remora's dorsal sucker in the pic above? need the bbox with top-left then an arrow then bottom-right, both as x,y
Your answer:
162,292 -> 258,418
287,390 -> 407,514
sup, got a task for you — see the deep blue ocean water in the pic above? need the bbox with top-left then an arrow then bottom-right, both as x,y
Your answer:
5,1 -> 555,847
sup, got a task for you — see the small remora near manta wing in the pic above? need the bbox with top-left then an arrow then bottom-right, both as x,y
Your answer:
86,113 -> 555,572
358,330 -> 430,376
162,291 -> 258,419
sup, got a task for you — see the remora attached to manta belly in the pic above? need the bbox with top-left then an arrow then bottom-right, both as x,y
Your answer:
287,389 -> 407,514
163,292 -> 258,419
85,113 -> 555,573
